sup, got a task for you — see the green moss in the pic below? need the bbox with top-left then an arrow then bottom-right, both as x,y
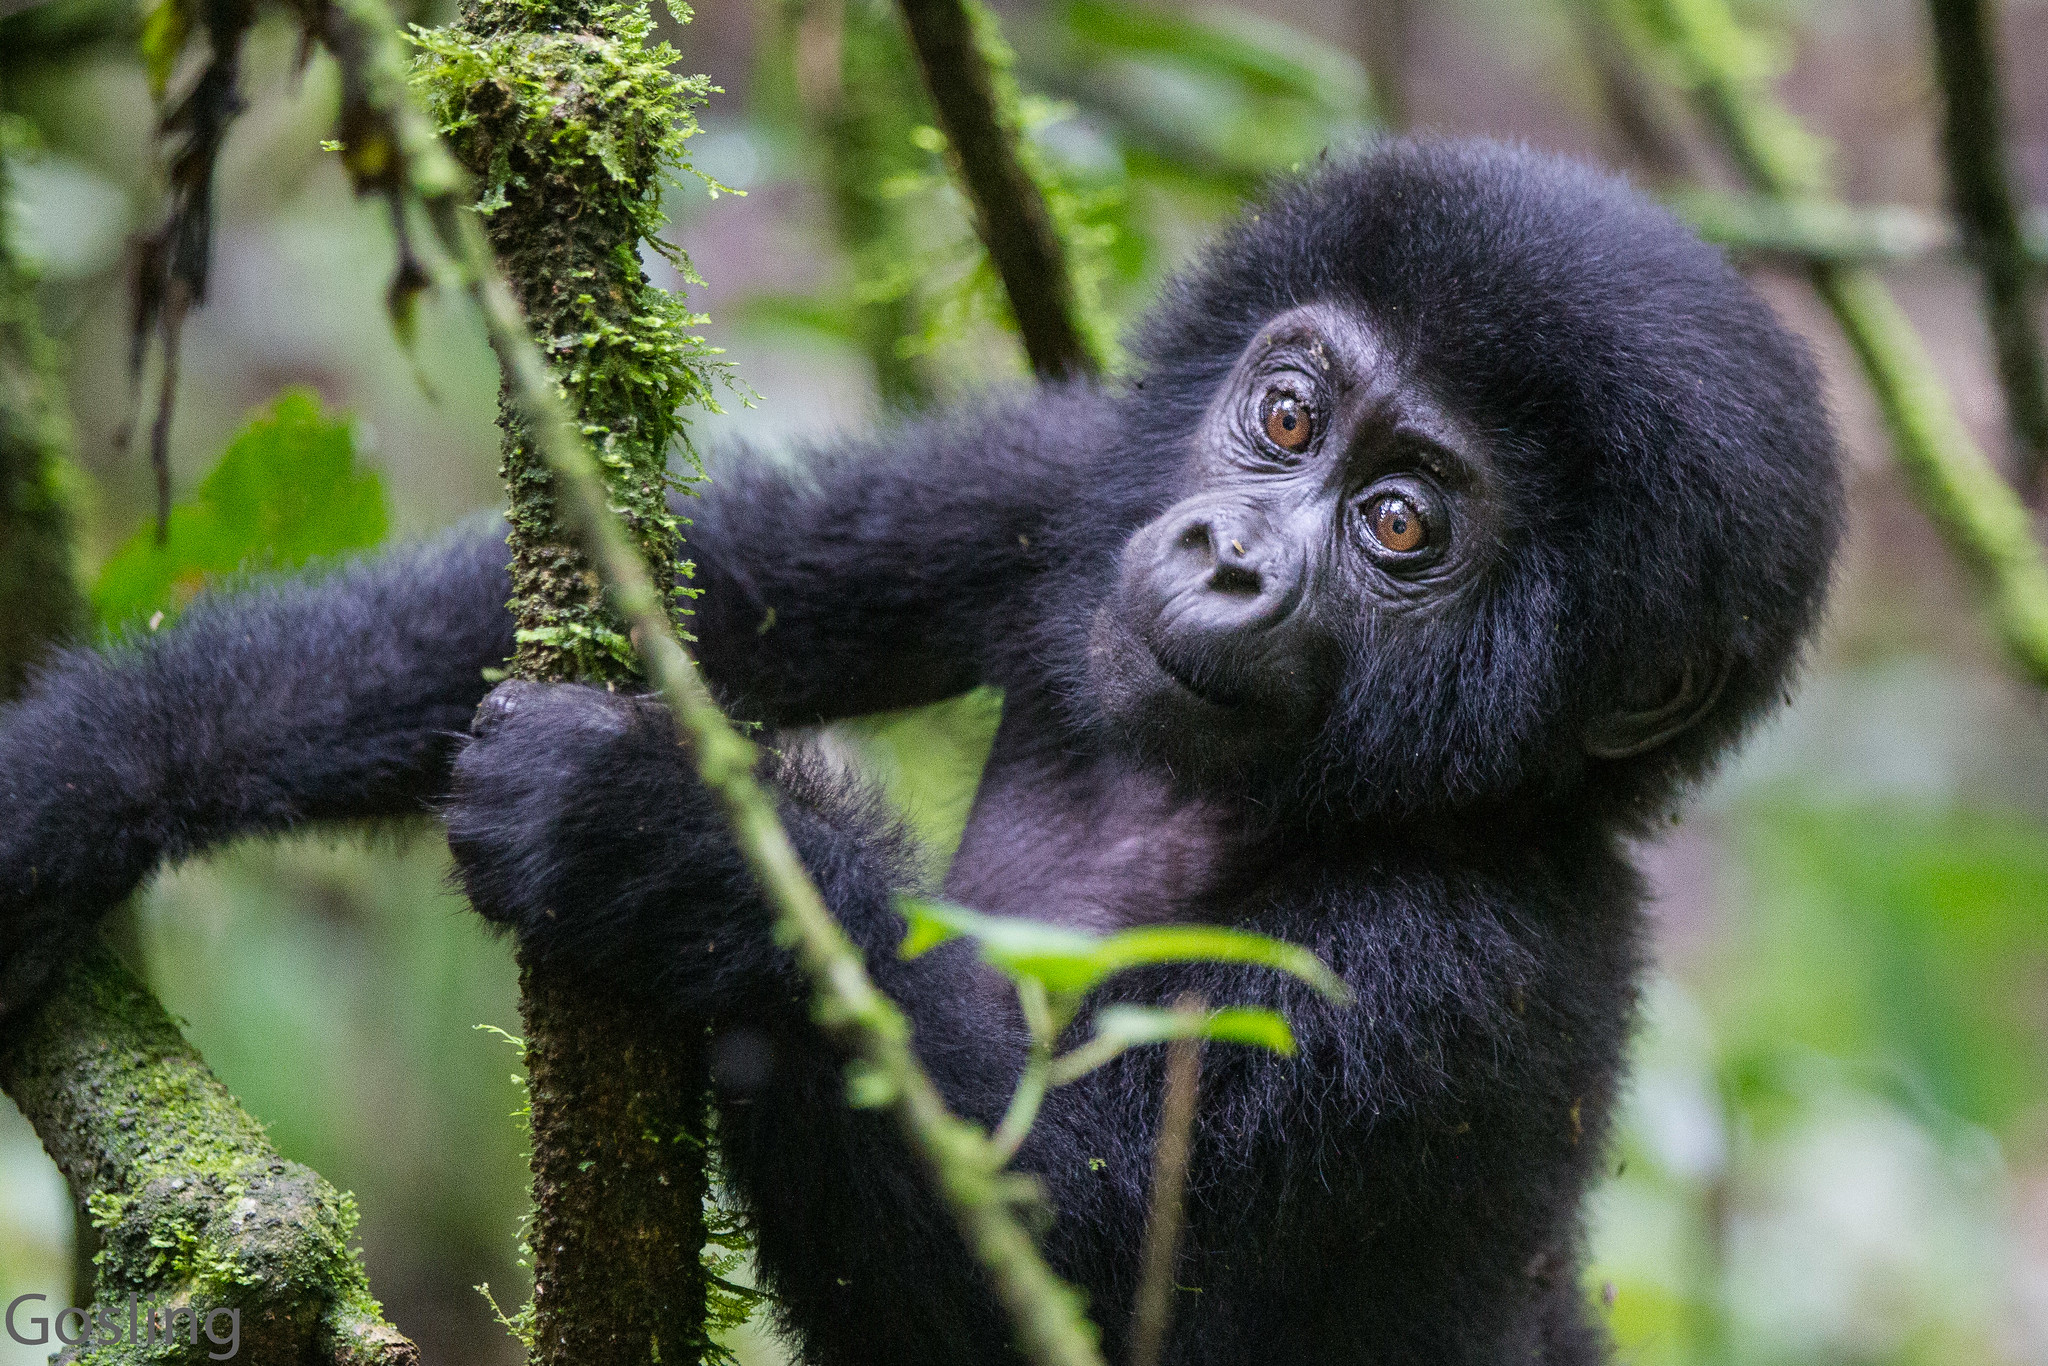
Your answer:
0,943 -> 412,1364
412,0 -> 733,683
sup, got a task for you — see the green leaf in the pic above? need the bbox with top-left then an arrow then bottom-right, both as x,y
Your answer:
1094,1003 -> 1294,1054
1044,1005 -> 1296,1086
140,0 -> 192,100
1090,925 -> 1352,1002
899,898 -> 1352,1003
91,389 -> 389,629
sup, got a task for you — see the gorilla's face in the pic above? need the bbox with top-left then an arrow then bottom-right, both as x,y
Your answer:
1088,303 -> 1505,790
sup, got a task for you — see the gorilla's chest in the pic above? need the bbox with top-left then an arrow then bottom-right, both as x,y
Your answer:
941,750 -> 1264,933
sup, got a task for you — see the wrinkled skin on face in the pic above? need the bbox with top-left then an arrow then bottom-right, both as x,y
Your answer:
1090,304 -> 1503,788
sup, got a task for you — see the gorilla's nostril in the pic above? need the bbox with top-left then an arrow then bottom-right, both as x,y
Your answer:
1178,523 -> 1211,554
1209,563 -> 1262,596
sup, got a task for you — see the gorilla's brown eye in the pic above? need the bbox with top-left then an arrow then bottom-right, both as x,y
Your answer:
1370,495 -> 1426,553
1261,390 -> 1314,452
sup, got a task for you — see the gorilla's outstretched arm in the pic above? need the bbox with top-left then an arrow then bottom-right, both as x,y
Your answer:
0,389 -> 1108,1017
0,527 -> 515,1013
685,385 -> 1117,723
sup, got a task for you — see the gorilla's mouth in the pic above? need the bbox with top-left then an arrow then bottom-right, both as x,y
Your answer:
1146,640 -> 1249,709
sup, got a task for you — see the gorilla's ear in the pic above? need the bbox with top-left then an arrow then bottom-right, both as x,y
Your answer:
1582,654 -> 1734,760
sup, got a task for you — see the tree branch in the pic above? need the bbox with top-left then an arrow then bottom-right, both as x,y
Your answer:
1925,0 -> 2048,488
1666,187 -> 2048,265
408,0 -> 723,1358
0,941 -> 417,1365
894,0 -> 1100,380
1614,0 -> 2048,687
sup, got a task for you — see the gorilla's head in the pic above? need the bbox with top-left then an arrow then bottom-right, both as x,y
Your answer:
1085,139 -> 1843,829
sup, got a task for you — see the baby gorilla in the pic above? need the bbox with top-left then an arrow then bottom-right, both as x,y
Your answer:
0,140 -> 1842,1365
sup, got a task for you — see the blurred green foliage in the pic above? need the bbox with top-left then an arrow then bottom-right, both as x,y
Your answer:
90,389 -> 387,628
1028,0 -> 1377,194
3,2 -> 2047,1366
1590,794 -> 2048,1366
1725,803 -> 2048,1139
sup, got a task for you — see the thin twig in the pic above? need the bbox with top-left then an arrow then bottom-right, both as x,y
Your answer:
1925,0 -> 2048,488
894,0 -> 1099,380
441,197 -> 1106,1366
1616,0 -> 2048,688
1129,998 -> 1204,1366
306,5 -> 1112,1354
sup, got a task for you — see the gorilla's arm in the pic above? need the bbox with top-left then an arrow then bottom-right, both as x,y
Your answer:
0,525 -> 515,1013
0,390 -> 1118,1017
684,385 -> 1121,723
445,680 -> 1034,1357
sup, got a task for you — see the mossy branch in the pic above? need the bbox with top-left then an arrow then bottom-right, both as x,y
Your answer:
893,0 -> 1100,380
1611,0 -> 2048,687
1667,187 -> 2048,266
409,1 -> 726,1361
1925,0 -> 2048,487
0,942 -> 417,1366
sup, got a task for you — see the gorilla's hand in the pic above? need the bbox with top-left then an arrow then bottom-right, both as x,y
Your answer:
445,680 -> 727,959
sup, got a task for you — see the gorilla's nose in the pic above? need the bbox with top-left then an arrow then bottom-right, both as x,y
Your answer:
1178,518 -> 1264,596
1161,508 -> 1298,629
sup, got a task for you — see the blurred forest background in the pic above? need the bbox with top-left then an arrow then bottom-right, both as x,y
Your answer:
2,0 -> 2047,1363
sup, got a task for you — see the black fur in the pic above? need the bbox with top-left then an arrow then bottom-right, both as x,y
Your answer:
0,140 -> 1843,1365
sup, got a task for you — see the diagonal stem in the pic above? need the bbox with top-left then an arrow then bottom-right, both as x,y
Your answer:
1924,0 -> 2048,490
893,0 -> 1099,380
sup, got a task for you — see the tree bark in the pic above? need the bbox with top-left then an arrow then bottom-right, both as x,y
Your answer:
427,0 -> 717,1358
